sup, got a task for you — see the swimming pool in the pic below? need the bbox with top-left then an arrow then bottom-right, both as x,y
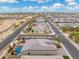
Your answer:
15,46 -> 22,55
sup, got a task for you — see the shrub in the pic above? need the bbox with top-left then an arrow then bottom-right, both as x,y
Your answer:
55,36 -> 61,43
63,55 -> 70,59
55,43 -> 61,48
62,26 -> 69,32
61,26 -> 79,32
69,32 -> 79,38
69,32 -> 79,43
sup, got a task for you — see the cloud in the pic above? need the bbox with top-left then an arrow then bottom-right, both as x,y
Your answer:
0,0 -> 18,3
66,0 -> 79,8
41,6 -> 49,10
67,2 -> 78,7
53,3 -> 64,8
65,6 -> 79,12
0,6 -> 36,13
65,0 -> 75,2
0,3 -> 79,13
27,6 -> 34,11
22,0 -> 52,3
74,5 -> 79,9
0,5 -> 64,13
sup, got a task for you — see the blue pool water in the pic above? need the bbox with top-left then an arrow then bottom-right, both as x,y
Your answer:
15,46 -> 22,55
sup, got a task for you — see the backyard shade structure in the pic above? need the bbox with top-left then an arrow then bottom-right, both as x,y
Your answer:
20,39 -> 58,55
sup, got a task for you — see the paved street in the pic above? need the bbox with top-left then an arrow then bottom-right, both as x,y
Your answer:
47,19 -> 79,59
0,22 -> 29,50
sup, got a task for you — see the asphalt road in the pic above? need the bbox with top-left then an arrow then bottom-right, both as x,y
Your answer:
48,20 -> 79,59
0,22 -> 29,50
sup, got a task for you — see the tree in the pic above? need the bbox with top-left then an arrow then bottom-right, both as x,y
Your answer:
63,56 -> 70,59
55,36 -> 61,43
32,30 -> 34,33
55,36 -> 61,48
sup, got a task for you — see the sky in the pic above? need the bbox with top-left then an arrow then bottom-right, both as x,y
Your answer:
0,0 -> 79,13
